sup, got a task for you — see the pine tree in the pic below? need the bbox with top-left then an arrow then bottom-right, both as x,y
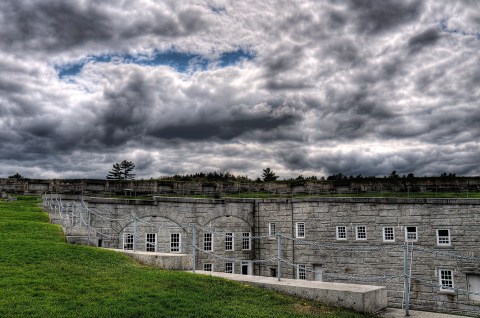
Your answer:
106,160 -> 136,180
261,167 -> 278,182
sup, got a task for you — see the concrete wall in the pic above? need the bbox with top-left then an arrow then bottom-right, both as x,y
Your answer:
45,195 -> 480,316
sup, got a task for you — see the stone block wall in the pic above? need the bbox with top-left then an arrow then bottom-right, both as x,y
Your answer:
44,195 -> 480,316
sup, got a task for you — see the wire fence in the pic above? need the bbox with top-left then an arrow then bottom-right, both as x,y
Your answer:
42,194 -> 480,316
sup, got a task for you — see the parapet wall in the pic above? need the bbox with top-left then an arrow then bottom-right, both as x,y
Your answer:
5,176 -> 480,196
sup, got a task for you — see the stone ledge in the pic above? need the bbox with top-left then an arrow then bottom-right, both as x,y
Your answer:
192,271 -> 387,314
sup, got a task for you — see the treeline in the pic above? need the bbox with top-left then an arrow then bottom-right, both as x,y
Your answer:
160,170 -> 251,183
157,169 -> 460,183
323,171 -> 457,181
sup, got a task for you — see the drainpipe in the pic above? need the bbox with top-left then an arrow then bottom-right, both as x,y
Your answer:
254,199 -> 259,275
291,199 -> 295,278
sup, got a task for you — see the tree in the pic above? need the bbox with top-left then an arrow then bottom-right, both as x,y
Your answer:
389,170 -> 399,178
8,173 -> 25,180
106,160 -> 136,180
261,167 -> 278,182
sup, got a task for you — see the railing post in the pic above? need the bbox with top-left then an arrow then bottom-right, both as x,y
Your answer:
192,224 -> 197,273
403,242 -> 410,316
87,208 -> 91,246
277,233 -> 282,281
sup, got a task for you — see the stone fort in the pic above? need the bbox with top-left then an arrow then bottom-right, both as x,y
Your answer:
43,193 -> 480,317
3,177 -> 480,315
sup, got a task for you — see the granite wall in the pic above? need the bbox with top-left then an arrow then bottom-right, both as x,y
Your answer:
45,195 -> 480,316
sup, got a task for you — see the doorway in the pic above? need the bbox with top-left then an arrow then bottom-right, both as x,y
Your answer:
241,261 -> 252,275
313,265 -> 323,282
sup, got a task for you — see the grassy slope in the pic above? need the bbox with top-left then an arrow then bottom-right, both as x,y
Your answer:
0,196 -> 372,318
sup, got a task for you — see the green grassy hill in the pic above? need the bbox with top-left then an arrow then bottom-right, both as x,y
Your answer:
0,196 -> 373,318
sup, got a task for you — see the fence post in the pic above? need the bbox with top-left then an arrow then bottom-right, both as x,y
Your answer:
192,224 -> 197,273
277,233 -> 282,281
87,208 -> 91,246
403,242 -> 410,316
71,204 -> 75,226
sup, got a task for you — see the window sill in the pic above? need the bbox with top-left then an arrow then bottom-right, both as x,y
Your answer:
438,290 -> 456,296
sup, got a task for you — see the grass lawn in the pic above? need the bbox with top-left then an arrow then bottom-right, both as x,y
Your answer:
0,196 -> 373,318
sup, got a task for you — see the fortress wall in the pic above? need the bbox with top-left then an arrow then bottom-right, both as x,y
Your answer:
4,177 -> 480,196
45,196 -> 480,316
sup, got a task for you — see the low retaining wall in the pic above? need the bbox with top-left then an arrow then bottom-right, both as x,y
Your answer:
109,249 -> 191,270
194,271 -> 387,314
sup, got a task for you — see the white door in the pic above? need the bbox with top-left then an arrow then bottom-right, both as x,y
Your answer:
468,275 -> 480,301
313,265 -> 323,282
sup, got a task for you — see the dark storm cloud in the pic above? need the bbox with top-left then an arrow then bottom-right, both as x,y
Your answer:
0,0 -> 207,53
408,27 -> 441,53
149,116 -> 299,141
348,0 -> 422,34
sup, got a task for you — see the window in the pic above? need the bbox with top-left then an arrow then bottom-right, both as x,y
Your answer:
296,222 -> 305,238
225,232 -> 234,251
297,264 -> 306,280
146,233 -> 156,252
269,223 -> 276,238
225,262 -> 234,274
204,233 -> 212,251
355,225 -> 367,240
242,232 -> 251,250
436,229 -> 451,246
405,226 -> 418,242
383,227 -> 395,242
123,233 -> 134,250
170,233 -> 181,252
336,226 -> 347,240
203,263 -> 213,272
439,269 -> 454,291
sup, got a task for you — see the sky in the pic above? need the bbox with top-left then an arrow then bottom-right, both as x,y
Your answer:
1,0 -> 479,180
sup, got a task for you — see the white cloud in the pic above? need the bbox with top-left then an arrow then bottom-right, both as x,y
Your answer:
1,0 -> 480,179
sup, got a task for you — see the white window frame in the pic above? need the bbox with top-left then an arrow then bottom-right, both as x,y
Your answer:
336,226 -> 347,240
146,233 -> 156,252
296,222 -> 305,238
170,233 -> 181,253
297,264 -> 306,280
242,232 -> 251,250
439,269 -> 454,291
225,262 -> 234,274
436,229 -> 451,246
204,233 -> 213,251
123,233 -> 134,250
405,226 -> 418,242
225,232 -> 234,251
203,263 -> 213,272
355,225 -> 367,240
382,227 -> 395,242
269,223 -> 276,238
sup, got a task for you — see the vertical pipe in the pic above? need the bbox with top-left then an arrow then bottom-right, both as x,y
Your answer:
192,225 -> 197,273
133,218 -> 137,252
277,233 -> 282,281
403,242 -> 410,316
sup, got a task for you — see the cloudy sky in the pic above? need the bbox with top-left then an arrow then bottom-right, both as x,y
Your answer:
1,0 -> 479,180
